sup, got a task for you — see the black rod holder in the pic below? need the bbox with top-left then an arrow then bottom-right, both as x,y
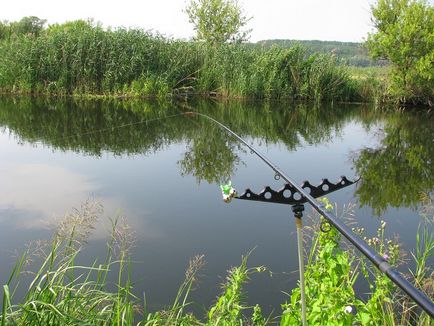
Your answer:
237,176 -> 358,206
190,111 -> 434,318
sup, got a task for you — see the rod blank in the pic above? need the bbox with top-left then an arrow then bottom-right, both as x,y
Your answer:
191,111 -> 434,318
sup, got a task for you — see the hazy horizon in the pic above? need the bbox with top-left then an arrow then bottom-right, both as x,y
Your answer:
4,0 -> 433,43
3,0 -> 376,42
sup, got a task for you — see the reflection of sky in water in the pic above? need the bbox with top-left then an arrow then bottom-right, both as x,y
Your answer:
0,114 -> 429,314
0,163 -> 96,227
0,132 -> 162,242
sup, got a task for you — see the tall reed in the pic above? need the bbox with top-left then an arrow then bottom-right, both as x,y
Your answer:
1,197 -> 432,325
0,201 -> 267,325
0,20 -> 359,102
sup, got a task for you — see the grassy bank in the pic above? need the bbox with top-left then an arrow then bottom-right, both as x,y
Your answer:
0,20 -> 377,103
1,197 -> 432,325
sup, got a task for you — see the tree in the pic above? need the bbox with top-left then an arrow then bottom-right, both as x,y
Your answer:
12,16 -> 46,37
367,0 -> 434,106
185,0 -> 251,45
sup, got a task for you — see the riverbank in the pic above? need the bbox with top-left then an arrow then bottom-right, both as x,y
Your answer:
1,199 -> 432,325
0,20 -> 388,104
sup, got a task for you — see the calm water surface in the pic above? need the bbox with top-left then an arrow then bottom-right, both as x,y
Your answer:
0,97 -> 432,314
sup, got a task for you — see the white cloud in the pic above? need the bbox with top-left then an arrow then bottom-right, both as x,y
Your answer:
0,163 -> 161,240
0,163 -> 96,217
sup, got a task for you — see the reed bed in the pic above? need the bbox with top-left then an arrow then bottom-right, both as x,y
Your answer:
0,20 -> 362,102
1,197 -> 432,325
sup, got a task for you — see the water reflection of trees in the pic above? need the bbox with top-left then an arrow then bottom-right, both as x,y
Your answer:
0,96 -> 358,182
178,124 -> 243,184
0,97 -> 179,156
352,111 -> 433,215
2,96 -> 432,213
175,99 -> 360,183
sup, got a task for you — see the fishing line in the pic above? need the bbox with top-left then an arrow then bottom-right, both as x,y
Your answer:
28,111 -> 191,146
11,102 -> 433,316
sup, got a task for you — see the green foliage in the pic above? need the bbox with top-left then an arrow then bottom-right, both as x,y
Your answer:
0,202 -> 267,325
0,201 -> 138,325
367,0 -> 434,106
0,21 -> 10,41
281,208 -> 362,325
185,0 -> 251,45
0,19 -> 358,102
193,44 -> 356,101
207,256 -> 266,325
305,53 -> 352,102
258,39 -> 388,67
0,20 -> 193,96
348,66 -> 391,104
355,219 -> 401,325
0,16 -> 46,40
11,16 -> 46,37
282,200 -> 433,325
0,198 -> 432,325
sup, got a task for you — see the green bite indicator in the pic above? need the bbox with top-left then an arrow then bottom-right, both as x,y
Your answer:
220,181 -> 237,203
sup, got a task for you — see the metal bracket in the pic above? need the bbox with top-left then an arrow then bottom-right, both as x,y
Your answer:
236,176 -> 359,206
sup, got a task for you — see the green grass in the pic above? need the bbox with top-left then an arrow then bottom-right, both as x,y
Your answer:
282,197 -> 433,326
0,20 -> 370,103
345,66 -> 391,105
0,201 -> 268,325
1,197 -> 432,325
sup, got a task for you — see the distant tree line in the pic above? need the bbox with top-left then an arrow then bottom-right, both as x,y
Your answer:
0,16 -> 46,40
256,39 -> 389,67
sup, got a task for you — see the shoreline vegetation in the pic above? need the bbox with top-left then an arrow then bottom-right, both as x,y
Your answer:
1,0 -> 433,108
1,1 -> 432,323
1,198 -> 432,325
0,19 -> 390,105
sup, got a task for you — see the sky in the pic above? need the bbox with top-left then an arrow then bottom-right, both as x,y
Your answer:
0,0 -> 391,42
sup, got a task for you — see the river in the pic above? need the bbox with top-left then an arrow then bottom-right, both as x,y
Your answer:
0,96 -> 432,314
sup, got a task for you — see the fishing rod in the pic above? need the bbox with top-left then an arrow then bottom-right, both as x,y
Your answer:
25,104 -> 432,317
187,111 -> 434,319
